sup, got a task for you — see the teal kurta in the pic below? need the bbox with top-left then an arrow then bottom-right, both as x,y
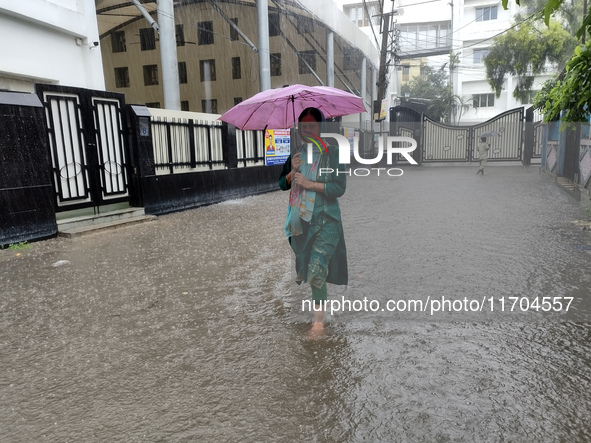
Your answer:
279,144 -> 348,288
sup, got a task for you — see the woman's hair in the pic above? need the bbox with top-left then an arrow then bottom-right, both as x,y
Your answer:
298,107 -> 323,123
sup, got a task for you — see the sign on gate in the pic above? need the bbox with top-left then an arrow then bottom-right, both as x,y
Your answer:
264,129 -> 290,166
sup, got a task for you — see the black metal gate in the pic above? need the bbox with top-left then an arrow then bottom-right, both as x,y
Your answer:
36,84 -> 130,212
422,107 -> 525,163
389,106 -> 422,163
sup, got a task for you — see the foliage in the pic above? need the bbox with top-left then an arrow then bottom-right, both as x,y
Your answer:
1,241 -> 32,251
532,76 -> 558,111
501,0 -> 591,121
401,66 -> 458,122
484,21 -> 577,103
542,42 -> 591,121
513,0 -> 583,36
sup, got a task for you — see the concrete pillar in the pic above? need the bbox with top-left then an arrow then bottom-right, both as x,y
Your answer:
157,0 -> 180,110
257,0 -> 271,91
326,31 -> 334,88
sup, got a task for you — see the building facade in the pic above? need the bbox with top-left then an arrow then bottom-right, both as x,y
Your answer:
0,0 -> 105,92
97,0 -> 379,122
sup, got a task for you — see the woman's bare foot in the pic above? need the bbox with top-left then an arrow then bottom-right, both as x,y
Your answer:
307,321 -> 324,339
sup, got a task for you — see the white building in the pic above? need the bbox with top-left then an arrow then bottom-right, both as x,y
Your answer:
450,0 -> 547,122
336,0 -> 555,123
0,0 -> 105,93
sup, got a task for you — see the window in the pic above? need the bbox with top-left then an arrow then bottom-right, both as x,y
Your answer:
111,31 -> 126,53
199,59 -> 216,82
473,93 -> 495,108
178,62 -> 187,84
398,22 -> 451,52
420,66 -> 428,77
269,13 -> 280,37
402,65 -> 410,82
476,6 -> 498,22
297,16 -> 314,34
198,21 -> 214,45
181,101 -> 190,111
234,97 -> 243,105
473,49 -> 490,63
344,3 -> 379,27
143,64 -> 158,86
140,28 -> 156,51
343,47 -> 362,71
202,99 -> 218,114
298,50 -> 316,74
146,102 -> 160,108
232,57 -> 241,80
176,24 -> 185,46
270,53 -> 282,76
230,18 -> 239,41
114,67 -> 129,88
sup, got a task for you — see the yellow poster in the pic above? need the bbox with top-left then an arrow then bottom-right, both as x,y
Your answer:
265,130 -> 276,156
379,99 -> 388,120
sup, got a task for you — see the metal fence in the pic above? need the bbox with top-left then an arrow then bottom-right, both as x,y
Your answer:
150,113 -> 266,174
236,129 -> 265,167
151,117 -> 225,174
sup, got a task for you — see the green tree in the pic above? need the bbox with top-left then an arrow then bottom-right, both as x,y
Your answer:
542,42 -> 591,121
532,75 -> 558,110
514,0 -> 583,35
502,0 -> 591,122
401,66 -> 457,122
484,21 -> 577,103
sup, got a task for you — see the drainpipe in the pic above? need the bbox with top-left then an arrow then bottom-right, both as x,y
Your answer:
130,0 -> 159,32
209,0 -> 258,52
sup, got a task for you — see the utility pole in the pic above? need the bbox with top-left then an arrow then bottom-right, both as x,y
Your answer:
376,11 -> 391,105
448,1 -> 454,123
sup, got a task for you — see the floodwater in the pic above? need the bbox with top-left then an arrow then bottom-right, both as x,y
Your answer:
1,165 -> 591,442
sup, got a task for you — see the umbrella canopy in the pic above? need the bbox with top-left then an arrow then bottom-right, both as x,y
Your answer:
479,131 -> 501,138
219,84 -> 366,131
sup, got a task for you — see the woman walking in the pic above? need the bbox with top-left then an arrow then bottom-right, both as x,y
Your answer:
279,107 -> 348,338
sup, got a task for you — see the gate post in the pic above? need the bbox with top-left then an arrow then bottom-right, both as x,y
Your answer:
523,107 -> 534,166
0,91 -> 57,245
221,121 -> 238,169
127,105 -> 155,207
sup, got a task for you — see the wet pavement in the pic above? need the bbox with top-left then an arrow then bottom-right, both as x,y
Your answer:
1,165 -> 591,442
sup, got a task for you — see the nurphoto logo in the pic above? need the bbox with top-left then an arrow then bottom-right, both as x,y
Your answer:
304,133 -> 419,177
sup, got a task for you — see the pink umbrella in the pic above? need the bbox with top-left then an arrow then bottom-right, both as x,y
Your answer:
219,84 -> 366,130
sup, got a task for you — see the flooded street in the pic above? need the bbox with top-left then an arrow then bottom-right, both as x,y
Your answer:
1,165 -> 591,442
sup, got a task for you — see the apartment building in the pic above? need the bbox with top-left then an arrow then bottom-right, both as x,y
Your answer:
96,0 -> 379,117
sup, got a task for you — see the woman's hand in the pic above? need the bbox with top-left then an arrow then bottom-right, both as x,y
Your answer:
292,153 -> 303,171
293,172 -> 314,190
